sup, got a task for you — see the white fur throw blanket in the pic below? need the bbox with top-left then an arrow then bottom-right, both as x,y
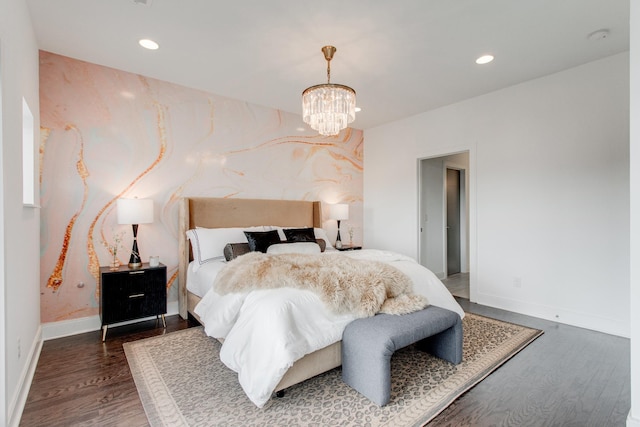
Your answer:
214,252 -> 429,317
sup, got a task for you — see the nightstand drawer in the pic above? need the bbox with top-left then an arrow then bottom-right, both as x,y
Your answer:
104,269 -> 165,298
102,290 -> 166,324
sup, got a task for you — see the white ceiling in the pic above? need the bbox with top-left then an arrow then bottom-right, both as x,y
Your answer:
26,0 -> 629,130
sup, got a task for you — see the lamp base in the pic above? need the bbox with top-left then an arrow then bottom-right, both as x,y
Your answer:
128,224 -> 142,269
335,220 -> 343,249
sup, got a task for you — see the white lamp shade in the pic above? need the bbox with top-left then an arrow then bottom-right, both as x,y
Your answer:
117,198 -> 154,225
329,204 -> 349,221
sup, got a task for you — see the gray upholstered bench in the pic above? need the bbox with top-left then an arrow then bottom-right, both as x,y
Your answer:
341,305 -> 463,406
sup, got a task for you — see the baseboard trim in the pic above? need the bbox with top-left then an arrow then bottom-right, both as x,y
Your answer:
42,314 -> 101,341
42,301 -> 179,341
8,325 -> 42,427
475,292 -> 629,338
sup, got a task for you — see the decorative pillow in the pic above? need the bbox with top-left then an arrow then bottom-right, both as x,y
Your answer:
223,243 -> 251,261
283,227 -> 316,242
244,230 -> 281,253
186,226 -> 265,271
267,242 -> 321,255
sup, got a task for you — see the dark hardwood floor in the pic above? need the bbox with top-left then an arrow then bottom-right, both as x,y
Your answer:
431,299 -> 630,427
20,316 -> 194,427
20,301 -> 630,426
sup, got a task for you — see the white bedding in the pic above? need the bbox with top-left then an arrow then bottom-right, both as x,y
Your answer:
186,259 -> 227,298
193,249 -> 464,408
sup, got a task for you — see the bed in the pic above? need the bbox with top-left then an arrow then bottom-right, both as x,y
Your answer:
178,197 -> 342,397
178,197 -> 464,408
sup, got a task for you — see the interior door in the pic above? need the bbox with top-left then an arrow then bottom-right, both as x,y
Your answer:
446,168 -> 461,275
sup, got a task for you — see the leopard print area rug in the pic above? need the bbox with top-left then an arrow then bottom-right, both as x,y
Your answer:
124,313 -> 543,427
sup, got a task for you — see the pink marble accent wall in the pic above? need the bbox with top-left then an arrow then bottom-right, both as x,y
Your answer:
39,51 -> 363,323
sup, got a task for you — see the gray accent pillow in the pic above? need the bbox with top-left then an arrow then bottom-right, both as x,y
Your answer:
223,243 -> 251,261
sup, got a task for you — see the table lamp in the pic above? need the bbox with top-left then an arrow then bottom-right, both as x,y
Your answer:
330,204 -> 349,249
117,198 -> 154,268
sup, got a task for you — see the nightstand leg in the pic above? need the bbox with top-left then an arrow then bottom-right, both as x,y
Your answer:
102,325 -> 108,342
161,314 -> 166,328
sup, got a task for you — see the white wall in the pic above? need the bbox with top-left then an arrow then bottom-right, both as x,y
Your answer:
0,0 -> 43,425
628,3 -> 639,426
365,52 -> 629,337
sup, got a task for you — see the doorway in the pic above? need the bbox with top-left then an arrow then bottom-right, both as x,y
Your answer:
419,152 -> 470,298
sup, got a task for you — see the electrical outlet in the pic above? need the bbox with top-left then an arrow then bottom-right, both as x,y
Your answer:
17,338 -> 21,359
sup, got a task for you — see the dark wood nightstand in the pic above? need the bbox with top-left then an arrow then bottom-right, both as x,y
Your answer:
336,245 -> 362,251
99,263 -> 167,341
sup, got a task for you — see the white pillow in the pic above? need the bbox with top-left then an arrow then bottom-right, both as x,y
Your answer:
267,242 -> 321,255
186,226 -> 266,271
313,227 -> 334,249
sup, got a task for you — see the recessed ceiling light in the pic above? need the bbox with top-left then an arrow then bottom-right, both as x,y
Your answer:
475,55 -> 494,65
355,107 -> 362,112
139,39 -> 159,50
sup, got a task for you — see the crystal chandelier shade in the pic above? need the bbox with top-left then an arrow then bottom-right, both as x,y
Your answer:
302,46 -> 356,136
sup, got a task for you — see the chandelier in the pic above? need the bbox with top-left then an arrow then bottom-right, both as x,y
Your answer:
302,46 -> 356,136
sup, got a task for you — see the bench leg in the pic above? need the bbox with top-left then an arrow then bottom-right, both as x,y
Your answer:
342,332 -> 394,406
417,316 -> 463,364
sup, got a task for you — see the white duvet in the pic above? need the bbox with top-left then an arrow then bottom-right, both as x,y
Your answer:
194,249 -> 464,408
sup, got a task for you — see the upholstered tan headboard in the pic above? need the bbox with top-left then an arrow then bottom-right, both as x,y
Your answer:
178,197 -> 322,318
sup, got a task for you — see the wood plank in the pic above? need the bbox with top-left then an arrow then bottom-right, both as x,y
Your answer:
20,316 -> 193,427
429,299 -> 630,426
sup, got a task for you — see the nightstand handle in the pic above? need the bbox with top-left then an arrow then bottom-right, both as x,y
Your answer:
129,271 -> 145,275
129,293 -> 145,298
